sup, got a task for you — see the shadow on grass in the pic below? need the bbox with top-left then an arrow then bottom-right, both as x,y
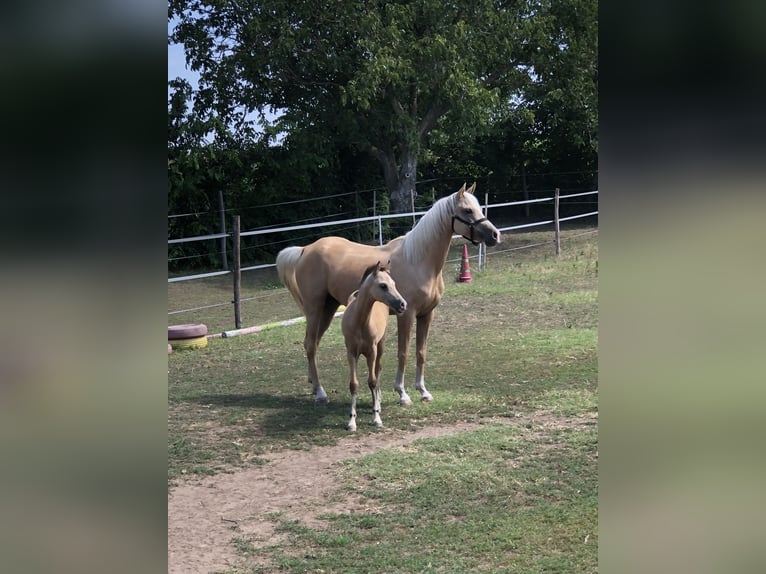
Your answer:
184,391 -> 357,436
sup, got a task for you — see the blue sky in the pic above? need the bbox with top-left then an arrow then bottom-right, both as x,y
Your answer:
168,42 -> 196,89
168,17 -> 198,92
168,17 -> 279,138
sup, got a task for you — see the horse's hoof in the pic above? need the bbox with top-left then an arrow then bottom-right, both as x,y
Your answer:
314,387 -> 329,403
420,392 -> 433,402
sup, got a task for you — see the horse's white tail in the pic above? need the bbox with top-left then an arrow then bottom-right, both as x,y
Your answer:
276,246 -> 305,312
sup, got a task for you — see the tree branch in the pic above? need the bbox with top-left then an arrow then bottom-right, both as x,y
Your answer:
390,95 -> 405,116
417,101 -> 446,135
369,145 -> 398,192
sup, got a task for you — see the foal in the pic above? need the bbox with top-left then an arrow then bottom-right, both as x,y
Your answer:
342,262 -> 407,432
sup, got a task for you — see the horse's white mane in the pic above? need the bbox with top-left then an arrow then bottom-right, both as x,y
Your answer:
400,192 -> 458,263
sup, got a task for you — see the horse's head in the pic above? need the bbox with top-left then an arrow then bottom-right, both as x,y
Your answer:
452,182 -> 501,246
362,261 -> 408,314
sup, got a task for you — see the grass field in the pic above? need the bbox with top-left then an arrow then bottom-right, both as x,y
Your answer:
168,226 -> 598,573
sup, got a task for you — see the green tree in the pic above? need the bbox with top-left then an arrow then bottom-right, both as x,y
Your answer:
169,0 -> 545,213
522,0 -> 598,177
449,0 -> 597,204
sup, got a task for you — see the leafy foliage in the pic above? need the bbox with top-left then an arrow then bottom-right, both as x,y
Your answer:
168,0 -> 598,268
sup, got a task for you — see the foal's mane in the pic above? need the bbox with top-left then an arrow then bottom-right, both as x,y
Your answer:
400,193 -> 456,263
359,261 -> 389,287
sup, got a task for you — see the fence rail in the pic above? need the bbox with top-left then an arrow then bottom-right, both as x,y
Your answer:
168,189 -> 598,323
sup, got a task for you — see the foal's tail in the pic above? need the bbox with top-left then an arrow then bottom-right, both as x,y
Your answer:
276,246 -> 305,312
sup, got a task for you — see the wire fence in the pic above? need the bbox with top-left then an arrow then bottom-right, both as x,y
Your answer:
168,189 -> 598,324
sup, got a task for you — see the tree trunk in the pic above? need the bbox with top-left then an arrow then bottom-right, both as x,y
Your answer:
370,99 -> 444,230
390,150 -> 416,214
371,144 -> 418,235
388,148 -> 417,235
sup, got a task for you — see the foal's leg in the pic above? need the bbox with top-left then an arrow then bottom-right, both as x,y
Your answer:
304,299 -> 339,403
367,347 -> 383,427
414,310 -> 435,401
374,337 -> 384,380
394,313 -> 414,405
346,351 -> 360,432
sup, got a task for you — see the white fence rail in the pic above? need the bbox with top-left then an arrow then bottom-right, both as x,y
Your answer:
168,189 -> 597,284
168,189 -> 598,325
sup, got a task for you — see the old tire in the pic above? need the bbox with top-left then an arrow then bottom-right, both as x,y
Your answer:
168,323 -> 208,340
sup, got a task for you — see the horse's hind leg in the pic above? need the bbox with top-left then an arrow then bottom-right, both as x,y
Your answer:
414,310 -> 435,402
304,298 -> 339,403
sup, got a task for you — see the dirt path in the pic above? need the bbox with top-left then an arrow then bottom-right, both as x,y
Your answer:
168,414 -> 594,573
168,421 -> 501,573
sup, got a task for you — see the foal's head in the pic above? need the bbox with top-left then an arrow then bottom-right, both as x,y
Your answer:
360,261 -> 407,314
451,182 -> 501,246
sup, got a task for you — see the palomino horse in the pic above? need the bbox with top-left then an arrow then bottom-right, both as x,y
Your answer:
341,261 -> 407,431
276,182 -> 500,404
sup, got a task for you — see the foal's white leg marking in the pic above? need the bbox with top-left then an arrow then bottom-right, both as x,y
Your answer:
347,353 -> 359,431
347,391 -> 358,431
365,351 -> 384,427
371,386 -> 383,427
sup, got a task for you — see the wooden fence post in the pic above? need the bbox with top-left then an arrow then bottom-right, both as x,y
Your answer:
553,187 -> 561,258
232,215 -> 241,329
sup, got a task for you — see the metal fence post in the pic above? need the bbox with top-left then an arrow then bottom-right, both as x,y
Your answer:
218,189 -> 228,270
482,192 -> 490,270
554,188 -> 561,258
232,215 -> 241,329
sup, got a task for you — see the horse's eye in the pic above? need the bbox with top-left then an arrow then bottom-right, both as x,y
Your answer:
380,284 -> 388,290
464,208 -> 473,216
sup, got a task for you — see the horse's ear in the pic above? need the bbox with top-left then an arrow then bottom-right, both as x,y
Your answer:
361,262 -> 379,283
467,182 -> 477,195
457,182 -> 466,197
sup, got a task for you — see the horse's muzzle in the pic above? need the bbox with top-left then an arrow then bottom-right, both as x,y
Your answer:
392,298 -> 407,314
486,229 -> 501,246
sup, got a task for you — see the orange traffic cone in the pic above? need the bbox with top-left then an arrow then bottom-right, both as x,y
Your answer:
458,244 -> 472,283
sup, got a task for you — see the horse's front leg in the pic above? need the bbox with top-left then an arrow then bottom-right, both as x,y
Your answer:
394,313 -> 414,405
366,348 -> 383,427
414,310 -> 435,402
346,352 -> 360,432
